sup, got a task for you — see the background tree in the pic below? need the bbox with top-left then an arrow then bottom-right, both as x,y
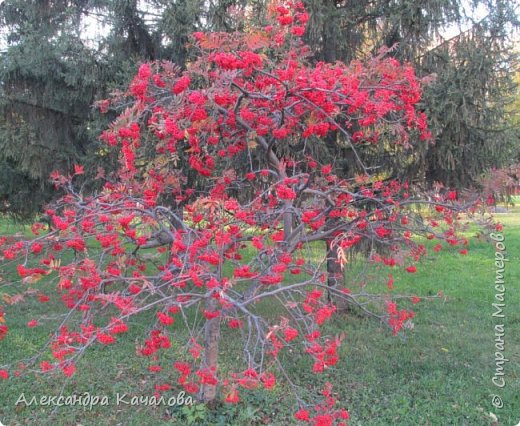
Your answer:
301,0 -> 519,186
418,4 -> 519,186
0,0 -> 100,218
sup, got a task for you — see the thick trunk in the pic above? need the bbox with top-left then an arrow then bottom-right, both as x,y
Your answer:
201,297 -> 221,404
321,0 -> 338,63
326,240 -> 348,312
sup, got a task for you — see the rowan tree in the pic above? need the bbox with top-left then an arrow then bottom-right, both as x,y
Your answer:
0,2 -> 494,423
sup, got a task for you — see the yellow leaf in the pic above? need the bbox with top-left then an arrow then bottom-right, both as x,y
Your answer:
245,31 -> 269,49
49,258 -> 61,270
337,247 -> 348,269
5,294 -> 24,305
441,347 -> 449,352
141,279 -> 156,294
23,274 -> 44,285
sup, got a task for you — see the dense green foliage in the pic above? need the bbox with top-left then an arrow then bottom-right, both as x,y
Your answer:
0,1 -> 98,217
419,5 -> 519,186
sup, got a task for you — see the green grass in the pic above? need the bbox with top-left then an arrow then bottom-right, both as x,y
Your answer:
0,209 -> 519,425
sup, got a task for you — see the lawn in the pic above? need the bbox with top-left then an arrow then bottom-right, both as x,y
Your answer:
0,208 -> 518,425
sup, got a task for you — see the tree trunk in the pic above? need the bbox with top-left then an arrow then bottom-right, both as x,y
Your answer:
201,297 -> 221,404
321,0 -> 338,63
283,200 -> 293,242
